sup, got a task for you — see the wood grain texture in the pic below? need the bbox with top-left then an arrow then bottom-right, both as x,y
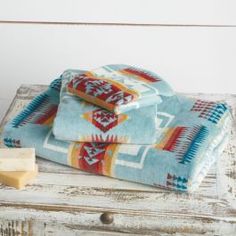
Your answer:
0,24 -> 236,102
0,0 -> 236,26
0,85 -> 235,235
0,99 -> 11,122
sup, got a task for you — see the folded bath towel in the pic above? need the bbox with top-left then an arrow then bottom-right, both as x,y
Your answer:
67,64 -> 174,114
53,69 -> 162,144
2,78 -> 232,192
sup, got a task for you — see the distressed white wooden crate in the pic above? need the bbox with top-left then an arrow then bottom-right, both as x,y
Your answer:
0,85 -> 235,235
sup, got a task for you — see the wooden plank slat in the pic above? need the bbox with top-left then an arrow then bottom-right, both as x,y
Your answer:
0,24 -> 236,101
0,207 -> 235,235
0,0 -> 236,26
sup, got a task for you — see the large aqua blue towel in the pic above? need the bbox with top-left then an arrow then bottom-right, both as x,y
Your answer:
53,69 -> 162,144
67,64 -> 174,114
2,77 -> 232,192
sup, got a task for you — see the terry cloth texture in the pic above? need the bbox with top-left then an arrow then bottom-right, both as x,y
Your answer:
67,64 -> 174,114
53,69 -> 160,144
2,78 -> 232,192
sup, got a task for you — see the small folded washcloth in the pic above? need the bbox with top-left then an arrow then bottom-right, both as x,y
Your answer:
2,77 -> 232,192
67,64 -> 174,114
53,69 -> 165,144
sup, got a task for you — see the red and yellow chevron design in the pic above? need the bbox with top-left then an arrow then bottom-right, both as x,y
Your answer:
155,127 -> 186,152
68,142 -> 120,176
67,72 -> 139,113
35,105 -> 58,125
82,108 -> 128,133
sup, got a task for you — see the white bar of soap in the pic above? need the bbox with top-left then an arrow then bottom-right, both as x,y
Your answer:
0,148 -> 35,171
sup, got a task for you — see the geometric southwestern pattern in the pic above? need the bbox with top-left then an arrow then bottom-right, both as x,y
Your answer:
68,142 -> 119,175
49,78 -> 62,92
11,93 -> 58,127
53,68 -> 159,144
155,126 -> 187,151
3,138 -> 21,148
68,72 -> 139,113
176,125 -> 209,164
34,104 -> 58,125
2,73 -> 231,192
67,64 -> 174,114
11,93 -> 50,128
191,99 -> 228,124
166,173 -> 188,190
82,108 -> 128,132
80,134 -> 129,143
155,125 -> 209,165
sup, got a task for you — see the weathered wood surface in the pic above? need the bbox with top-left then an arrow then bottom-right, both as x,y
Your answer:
0,85 -> 235,235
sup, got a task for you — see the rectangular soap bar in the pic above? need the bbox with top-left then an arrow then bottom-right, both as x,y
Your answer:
0,148 -> 35,171
0,165 -> 38,189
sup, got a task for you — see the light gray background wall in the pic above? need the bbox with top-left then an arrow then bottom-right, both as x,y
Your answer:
0,0 -> 236,118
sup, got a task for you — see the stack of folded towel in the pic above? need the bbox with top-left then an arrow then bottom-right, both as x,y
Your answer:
2,64 -> 232,192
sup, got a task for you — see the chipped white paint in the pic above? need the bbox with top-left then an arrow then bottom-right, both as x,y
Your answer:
0,85 -> 235,235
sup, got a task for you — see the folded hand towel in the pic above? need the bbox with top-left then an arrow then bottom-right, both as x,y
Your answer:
2,78 -> 231,192
53,69 -> 160,144
67,64 -> 174,114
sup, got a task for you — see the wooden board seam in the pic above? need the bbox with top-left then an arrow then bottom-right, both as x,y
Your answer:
0,20 -> 236,28
0,202 -> 235,221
